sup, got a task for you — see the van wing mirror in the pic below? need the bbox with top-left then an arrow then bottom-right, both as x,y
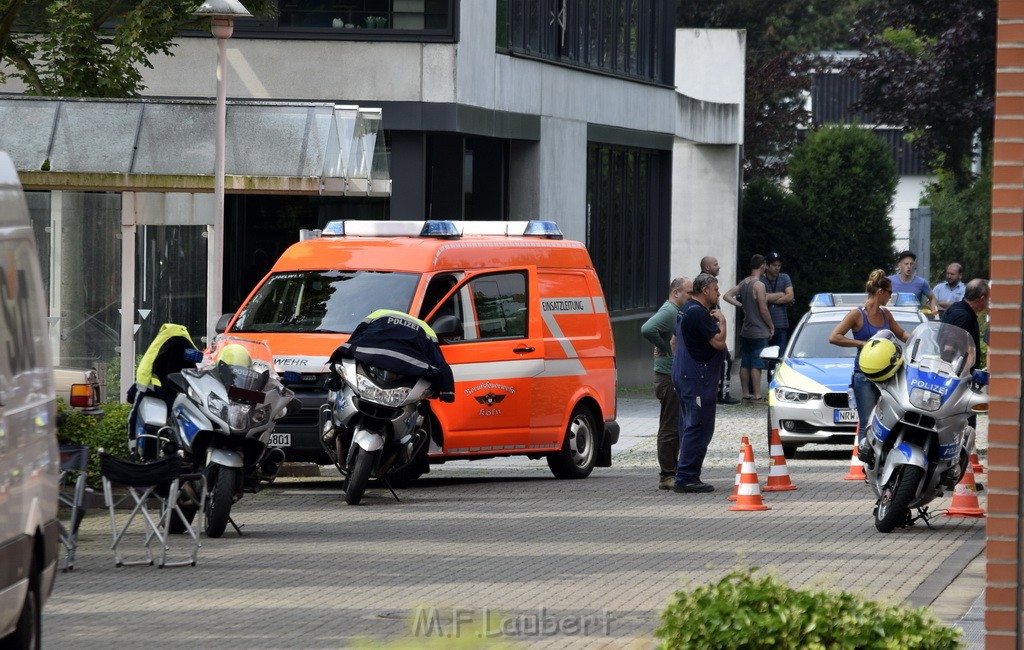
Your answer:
215,313 -> 233,334
430,315 -> 463,343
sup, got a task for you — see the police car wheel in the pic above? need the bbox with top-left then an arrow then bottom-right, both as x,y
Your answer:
547,405 -> 597,479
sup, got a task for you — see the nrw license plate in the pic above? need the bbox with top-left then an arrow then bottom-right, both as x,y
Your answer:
267,433 -> 291,447
833,409 -> 858,424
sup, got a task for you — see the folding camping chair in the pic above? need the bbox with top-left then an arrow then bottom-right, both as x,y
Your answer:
58,444 -> 90,571
99,451 -> 207,568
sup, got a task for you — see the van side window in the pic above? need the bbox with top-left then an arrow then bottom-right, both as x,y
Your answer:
438,271 -> 527,342
419,274 -> 459,320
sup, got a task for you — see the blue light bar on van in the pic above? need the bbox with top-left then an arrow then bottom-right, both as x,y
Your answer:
420,220 -> 462,239
523,220 -> 563,239
321,220 -> 345,236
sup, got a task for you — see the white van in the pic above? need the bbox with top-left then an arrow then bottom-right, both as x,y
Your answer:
0,151 -> 59,646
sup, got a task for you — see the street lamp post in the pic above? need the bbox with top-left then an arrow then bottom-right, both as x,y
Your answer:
194,0 -> 251,343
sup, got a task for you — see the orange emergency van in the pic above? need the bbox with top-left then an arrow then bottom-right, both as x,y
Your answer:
217,220 -> 618,479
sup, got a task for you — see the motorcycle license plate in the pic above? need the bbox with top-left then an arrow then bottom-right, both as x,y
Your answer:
267,433 -> 291,447
833,409 -> 858,424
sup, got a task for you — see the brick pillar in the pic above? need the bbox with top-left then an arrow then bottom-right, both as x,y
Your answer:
990,3 -> 1024,646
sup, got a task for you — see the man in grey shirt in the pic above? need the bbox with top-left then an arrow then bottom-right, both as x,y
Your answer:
641,276 -> 692,490
724,254 -> 774,401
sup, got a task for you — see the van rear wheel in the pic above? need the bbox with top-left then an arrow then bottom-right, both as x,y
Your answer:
6,563 -> 40,648
547,405 -> 597,479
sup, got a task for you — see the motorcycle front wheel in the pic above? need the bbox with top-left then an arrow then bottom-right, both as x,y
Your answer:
875,465 -> 924,533
205,465 -> 238,538
344,447 -> 378,505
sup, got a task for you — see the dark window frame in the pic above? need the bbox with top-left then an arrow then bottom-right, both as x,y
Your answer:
586,142 -> 666,314
497,0 -> 673,86
230,0 -> 458,42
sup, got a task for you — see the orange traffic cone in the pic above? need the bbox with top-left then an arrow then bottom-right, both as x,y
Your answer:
764,428 -> 797,491
970,451 -> 986,474
945,462 -> 985,518
728,436 -> 749,502
729,441 -> 770,511
844,428 -> 867,481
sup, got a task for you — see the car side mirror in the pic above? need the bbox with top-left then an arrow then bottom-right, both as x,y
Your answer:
760,345 -> 781,361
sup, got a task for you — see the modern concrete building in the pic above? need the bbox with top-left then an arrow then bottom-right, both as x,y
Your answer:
0,2 -> 745,389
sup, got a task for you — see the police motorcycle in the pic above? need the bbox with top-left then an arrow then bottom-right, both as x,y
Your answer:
856,322 -> 988,533
320,310 -> 455,506
130,330 -> 299,537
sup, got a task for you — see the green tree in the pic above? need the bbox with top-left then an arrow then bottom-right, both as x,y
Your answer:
0,0 -> 275,98
739,177 -> 815,322
787,125 -> 898,298
847,0 -> 995,189
924,166 -> 992,281
679,1 -> 870,180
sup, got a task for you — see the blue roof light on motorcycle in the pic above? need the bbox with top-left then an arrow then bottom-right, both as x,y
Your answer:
523,220 -> 564,239
184,348 -> 204,363
420,220 -> 461,239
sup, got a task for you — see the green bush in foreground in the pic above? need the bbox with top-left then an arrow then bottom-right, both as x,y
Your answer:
656,568 -> 961,649
57,400 -> 132,488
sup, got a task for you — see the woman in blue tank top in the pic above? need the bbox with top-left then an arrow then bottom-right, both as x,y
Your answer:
829,269 -> 911,427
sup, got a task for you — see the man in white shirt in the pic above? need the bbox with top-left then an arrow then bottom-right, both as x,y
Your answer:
934,262 -> 966,313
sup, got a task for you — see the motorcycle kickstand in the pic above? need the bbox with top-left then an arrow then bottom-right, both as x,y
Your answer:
228,515 -> 245,536
381,476 -> 401,503
909,506 -> 935,530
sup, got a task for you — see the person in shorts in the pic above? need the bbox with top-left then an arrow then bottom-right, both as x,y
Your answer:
723,254 -> 774,401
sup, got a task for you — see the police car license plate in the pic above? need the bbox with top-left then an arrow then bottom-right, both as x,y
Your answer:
833,409 -> 858,424
267,433 -> 291,447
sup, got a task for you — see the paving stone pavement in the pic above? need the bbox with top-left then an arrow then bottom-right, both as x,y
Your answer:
43,397 -> 987,648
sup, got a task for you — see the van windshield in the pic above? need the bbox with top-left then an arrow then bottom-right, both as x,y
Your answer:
231,270 -> 420,334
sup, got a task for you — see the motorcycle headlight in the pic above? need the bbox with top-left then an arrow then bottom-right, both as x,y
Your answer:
251,403 -> 270,426
207,392 -> 229,421
910,387 -> 943,412
773,386 -> 820,403
355,373 -> 411,407
226,403 -> 251,431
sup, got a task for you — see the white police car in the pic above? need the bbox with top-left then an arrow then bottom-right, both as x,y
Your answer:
760,293 -> 927,458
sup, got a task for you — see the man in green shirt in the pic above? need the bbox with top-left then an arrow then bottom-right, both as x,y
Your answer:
641,276 -> 692,490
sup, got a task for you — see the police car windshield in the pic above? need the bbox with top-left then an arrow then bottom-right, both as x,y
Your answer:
789,317 -> 922,360
231,270 -> 420,334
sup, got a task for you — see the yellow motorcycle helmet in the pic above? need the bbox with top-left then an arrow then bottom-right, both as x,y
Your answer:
859,331 -> 903,382
218,343 -> 252,368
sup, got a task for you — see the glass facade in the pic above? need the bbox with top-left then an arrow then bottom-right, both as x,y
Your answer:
26,191 -> 122,370
497,0 -> 670,83
240,0 -> 454,37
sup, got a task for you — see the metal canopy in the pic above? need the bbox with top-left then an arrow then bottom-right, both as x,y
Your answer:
0,97 -> 390,196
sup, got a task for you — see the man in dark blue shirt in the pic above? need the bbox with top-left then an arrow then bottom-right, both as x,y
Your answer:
940,279 -> 990,373
671,272 -> 728,493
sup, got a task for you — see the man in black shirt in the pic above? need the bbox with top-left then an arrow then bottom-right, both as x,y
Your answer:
941,278 -> 989,432
940,278 -> 990,372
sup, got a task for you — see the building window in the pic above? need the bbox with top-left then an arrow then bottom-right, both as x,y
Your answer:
497,0 -> 670,83
238,0 -> 455,38
586,143 -> 664,312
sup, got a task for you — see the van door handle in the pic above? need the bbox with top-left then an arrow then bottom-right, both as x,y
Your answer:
513,346 -> 535,354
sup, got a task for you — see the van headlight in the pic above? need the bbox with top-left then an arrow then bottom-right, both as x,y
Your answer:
355,373 -> 411,407
910,388 -> 943,411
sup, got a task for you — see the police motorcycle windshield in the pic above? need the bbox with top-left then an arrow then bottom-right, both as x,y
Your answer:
905,322 -> 975,379
216,363 -> 270,393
